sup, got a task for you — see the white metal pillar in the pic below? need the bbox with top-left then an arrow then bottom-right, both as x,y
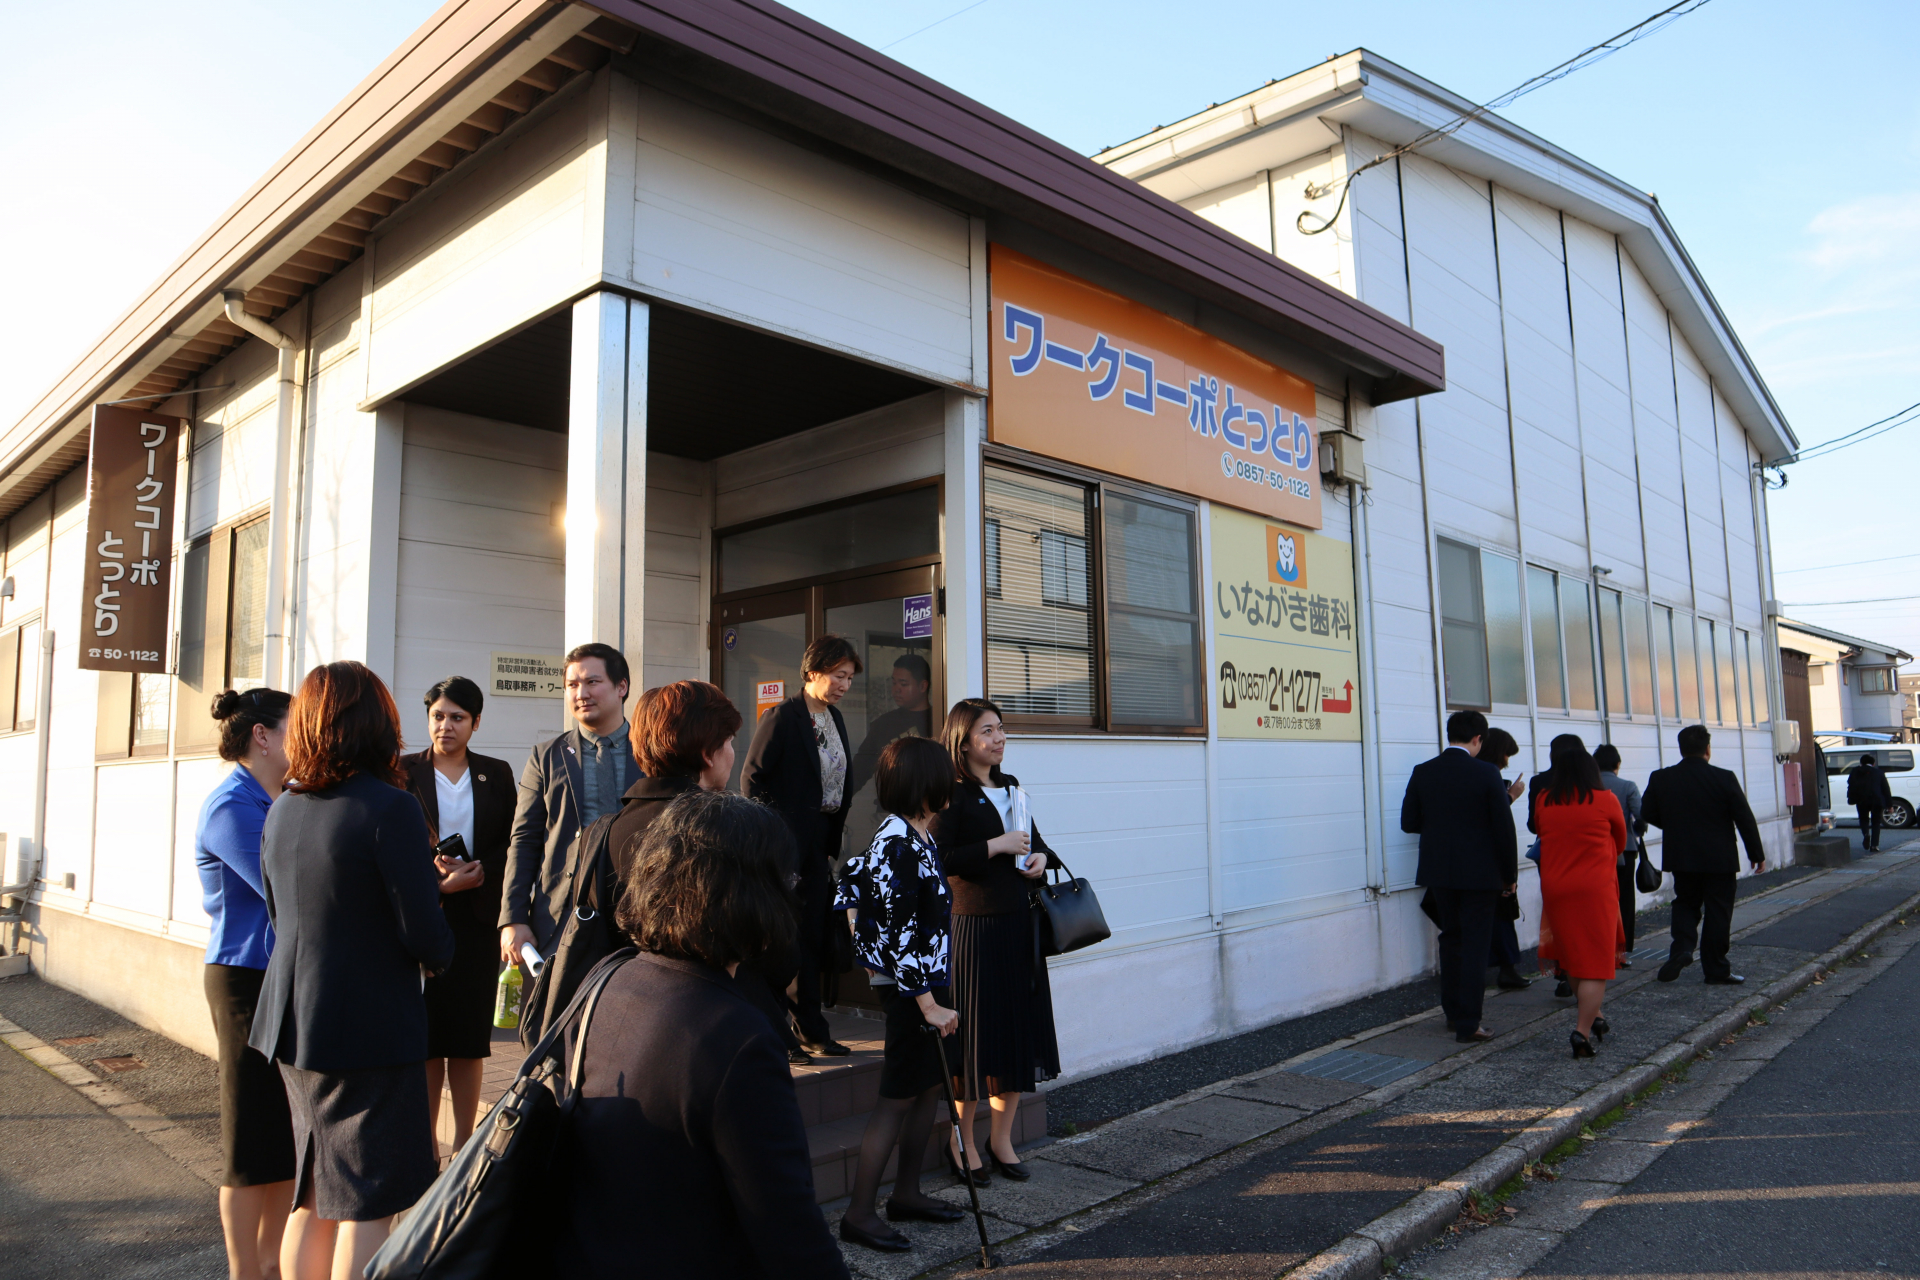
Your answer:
942,391 -> 986,701
565,292 -> 649,674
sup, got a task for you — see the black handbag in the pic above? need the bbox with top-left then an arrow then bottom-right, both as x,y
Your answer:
1634,839 -> 1662,895
367,948 -> 636,1280
1035,855 -> 1111,956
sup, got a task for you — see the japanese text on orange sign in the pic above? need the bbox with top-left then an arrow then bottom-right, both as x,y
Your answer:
987,246 -> 1320,528
1210,505 -> 1358,741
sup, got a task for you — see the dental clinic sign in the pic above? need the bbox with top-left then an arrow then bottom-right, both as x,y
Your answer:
987,245 -> 1320,529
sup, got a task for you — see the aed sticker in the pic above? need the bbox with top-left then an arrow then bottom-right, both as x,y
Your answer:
723,627 -> 738,651
755,680 -> 784,720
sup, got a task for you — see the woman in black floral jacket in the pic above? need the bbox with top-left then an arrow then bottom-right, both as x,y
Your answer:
831,736 -> 963,1254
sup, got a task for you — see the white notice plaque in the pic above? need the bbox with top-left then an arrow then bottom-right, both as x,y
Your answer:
489,651 -> 565,699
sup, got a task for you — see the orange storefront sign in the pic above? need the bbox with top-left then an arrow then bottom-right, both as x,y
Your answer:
987,245 -> 1321,529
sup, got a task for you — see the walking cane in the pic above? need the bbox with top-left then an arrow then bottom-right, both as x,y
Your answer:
924,1023 -> 999,1270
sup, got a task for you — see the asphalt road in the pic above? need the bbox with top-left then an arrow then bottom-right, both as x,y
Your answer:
1531,927 -> 1920,1277
0,1030 -> 224,1279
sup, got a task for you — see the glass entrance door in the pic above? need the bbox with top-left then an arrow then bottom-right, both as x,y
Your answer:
715,588 -> 807,792
825,566 -> 940,860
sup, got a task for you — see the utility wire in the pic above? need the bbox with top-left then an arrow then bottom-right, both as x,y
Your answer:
881,0 -> 990,51
1300,0 -> 1717,235
1777,549 -> 1920,574
1784,595 -> 1920,606
1788,400 -> 1920,463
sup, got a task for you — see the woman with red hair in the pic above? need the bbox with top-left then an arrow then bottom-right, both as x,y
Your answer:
247,661 -> 462,1280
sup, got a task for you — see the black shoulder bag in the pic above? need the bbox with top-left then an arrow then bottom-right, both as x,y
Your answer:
1634,830 -> 1662,894
518,813 -> 619,1051
367,948 -> 636,1280
1035,854 -> 1110,957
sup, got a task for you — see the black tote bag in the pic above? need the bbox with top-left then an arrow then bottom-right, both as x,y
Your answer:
366,948 -> 636,1280
1035,855 -> 1111,956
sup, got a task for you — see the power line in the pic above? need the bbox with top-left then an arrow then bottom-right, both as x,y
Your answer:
1789,400 -> 1920,463
880,0 -> 991,51
1299,0 -> 1716,236
1784,595 -> 1920,607
1776,549 -> 1920,574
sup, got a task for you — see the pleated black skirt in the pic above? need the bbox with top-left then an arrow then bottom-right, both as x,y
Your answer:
950,910 -> 1059,1100
203,964 -> 296,1188
423,908 -> 497,1060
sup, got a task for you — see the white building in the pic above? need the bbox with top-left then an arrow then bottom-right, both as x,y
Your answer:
0,2 -> 1452,1083
1096,53 -> 1799,945
1777,618 -> 1910,739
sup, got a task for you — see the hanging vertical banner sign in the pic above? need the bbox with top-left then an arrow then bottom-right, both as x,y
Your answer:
987,244 -> 1322,528
1210,505 -> 1360,741
79,406 -> 183,673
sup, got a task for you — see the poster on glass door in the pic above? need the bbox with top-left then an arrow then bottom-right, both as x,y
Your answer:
1210,504 -> 1360,741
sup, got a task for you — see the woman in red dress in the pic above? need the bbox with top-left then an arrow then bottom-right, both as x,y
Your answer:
1533,734 -> 1627,1058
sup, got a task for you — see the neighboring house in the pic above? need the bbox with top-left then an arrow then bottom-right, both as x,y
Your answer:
1899,674 -> 1920,741
1096,51 -> 1799,910
1777,619 -> 1911,739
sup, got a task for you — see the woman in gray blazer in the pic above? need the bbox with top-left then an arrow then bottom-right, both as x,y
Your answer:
1593,743 -> 1645,961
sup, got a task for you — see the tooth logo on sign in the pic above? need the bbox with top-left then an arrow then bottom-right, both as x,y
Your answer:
1267,526 -> 1307,588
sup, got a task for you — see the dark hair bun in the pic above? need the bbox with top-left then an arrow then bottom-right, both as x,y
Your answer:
211,689 -> 246,721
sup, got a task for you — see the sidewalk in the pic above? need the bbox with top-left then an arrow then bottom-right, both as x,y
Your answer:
821,846 -> 1920,1279
2,844 -> 1912,1280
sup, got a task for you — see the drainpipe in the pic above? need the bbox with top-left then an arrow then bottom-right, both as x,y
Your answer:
222,291 -> 297,690
0,630 -> 57,953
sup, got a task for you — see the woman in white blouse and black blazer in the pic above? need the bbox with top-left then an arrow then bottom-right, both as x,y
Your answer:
744,634 -> 859,1059
400,676 -> 516,1151
931,697 -> 1061,1184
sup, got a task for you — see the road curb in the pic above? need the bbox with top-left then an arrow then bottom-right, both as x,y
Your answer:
1281,883 -> 1920,1278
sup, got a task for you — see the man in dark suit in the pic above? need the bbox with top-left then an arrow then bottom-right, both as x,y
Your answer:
1847,753 -> 1893,853
1402,709 -> 1519,1043
1641,724 -> 1766,984
498,643 -> 638,962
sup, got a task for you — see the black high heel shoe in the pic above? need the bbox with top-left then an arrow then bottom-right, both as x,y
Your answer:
1590,1016 -> 1610,1043
947,1148 -> 990,1187
990,1152 -> 1032,1182
1570,1030 -> 1596,1059
839,1217 -> 911,1253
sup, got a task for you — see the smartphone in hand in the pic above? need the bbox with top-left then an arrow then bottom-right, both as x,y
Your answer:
435,832 -> 470,863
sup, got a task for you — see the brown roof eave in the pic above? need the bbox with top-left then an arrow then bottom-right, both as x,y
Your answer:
0,0 -> 580,489
584,0 -> 1444,403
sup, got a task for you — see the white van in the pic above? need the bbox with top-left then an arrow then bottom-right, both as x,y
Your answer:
1825,747 -> 1918,831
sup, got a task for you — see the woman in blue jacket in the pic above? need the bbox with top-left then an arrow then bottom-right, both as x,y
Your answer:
194,686 -> 296,1280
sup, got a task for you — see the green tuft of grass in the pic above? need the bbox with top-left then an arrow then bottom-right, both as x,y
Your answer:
1061,1120 -> 1079,1136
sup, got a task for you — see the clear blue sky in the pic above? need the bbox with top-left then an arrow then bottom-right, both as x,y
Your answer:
3,1 -> 1914,658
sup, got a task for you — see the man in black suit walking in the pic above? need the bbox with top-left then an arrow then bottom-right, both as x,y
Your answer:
1848,752 -> 1893,853
1401,709 -> 1519,1043
1641,724 -> 1766,985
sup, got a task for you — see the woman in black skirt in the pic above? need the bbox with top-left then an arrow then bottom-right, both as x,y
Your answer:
401,675 -> 516,1153
931,697 -> 1060,1183
193,687 -> 296,1280
250,661 -> 458,1280
833,735 -> 965,1253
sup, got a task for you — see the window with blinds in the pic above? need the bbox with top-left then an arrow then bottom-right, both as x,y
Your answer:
983,462 -> 1203,731
985,467 -> 1096,721
1103,493 -> 1201,728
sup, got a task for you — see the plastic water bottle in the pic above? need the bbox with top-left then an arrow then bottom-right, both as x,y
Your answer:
493,964 -> 522,1030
